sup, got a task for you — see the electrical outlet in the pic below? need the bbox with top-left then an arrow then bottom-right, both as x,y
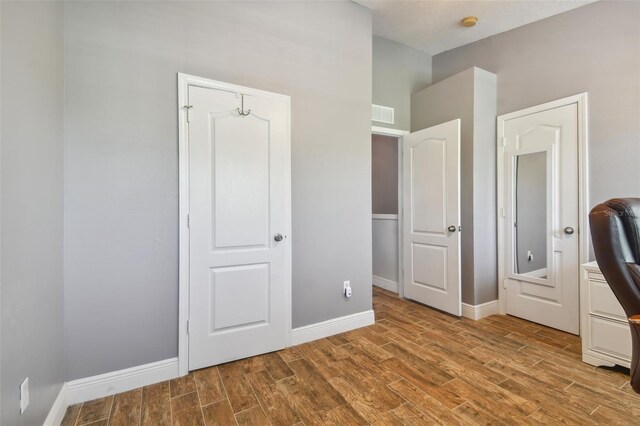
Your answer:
20,377 -> 29,414
343,281 -> 352,298
527,250 -> 533,262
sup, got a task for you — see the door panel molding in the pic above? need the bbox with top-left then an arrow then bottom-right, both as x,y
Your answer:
178,73 -> 291,376
497,93 -> 589,333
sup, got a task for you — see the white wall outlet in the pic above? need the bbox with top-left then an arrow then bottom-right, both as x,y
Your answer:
343,281 -> 352,298
19,377 -> 29,414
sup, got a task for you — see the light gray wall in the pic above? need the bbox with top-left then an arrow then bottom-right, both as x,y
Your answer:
411,67 -> 497,305
1,2 -> 65,424
433,0 -> 640,214
64,1 -> 372,380
372,135 -> 398,215
472,69 -> 498,304
373,36 -> 432,131
372,219 -> 399,284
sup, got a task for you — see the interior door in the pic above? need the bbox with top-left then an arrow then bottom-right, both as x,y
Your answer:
188,84 -> 290,369
502,103 -> 579,334
402,119 -> 461,316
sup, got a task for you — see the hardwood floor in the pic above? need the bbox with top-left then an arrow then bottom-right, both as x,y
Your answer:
62,287 -> 640,425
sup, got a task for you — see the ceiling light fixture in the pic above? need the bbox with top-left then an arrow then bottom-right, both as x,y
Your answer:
461,16 -> 478,27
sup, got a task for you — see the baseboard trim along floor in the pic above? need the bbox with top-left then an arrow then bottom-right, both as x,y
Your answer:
373,275 -> 399,293
461,300 -> 499,320
66,357 -> 179,405
44,384 -> 68,426
291,310 -> 375,346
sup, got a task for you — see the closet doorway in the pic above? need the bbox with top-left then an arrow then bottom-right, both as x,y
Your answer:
371,122 -> 462,318
371,127 -> 407,297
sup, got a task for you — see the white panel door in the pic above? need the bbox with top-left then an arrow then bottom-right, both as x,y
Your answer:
402,119 -> 461,316
502,104 -> 579,334
188,84 -> 290,369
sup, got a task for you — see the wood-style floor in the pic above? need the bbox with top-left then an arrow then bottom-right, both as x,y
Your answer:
62,287 -> 640,425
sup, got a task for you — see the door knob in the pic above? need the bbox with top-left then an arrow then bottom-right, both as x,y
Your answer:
448,225 -> 456,232
564,227 -> 575,235
274,233 -> 284,242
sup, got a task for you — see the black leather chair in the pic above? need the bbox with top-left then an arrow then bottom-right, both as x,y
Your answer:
589,198 -> 640,393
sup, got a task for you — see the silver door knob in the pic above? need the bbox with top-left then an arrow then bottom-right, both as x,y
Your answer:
274,233 -> 284,242
448,225 -> 456,232
564,227 -> 575,235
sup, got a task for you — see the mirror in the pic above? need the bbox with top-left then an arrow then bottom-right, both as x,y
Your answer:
514,151 -> 547,279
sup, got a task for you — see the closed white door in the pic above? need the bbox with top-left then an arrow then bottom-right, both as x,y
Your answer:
403,119 -> 461,316
501,103 -> 579,334
188,83 -> 291,369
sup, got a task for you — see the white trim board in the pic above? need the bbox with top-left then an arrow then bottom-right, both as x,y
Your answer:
372,214 -> 398,220
66,358 -> 179,405
290,310 -> 375,346
461,300 -> 500,320
373,275 -> 399,293
371,126 -> 409,137
43,384 -> 68,426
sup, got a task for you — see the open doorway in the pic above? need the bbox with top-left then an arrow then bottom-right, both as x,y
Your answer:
371,127 -> 407,298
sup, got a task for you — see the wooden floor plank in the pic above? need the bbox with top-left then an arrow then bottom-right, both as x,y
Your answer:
235,406 -> 270,426
60,403 -> 82,426
218,362 -> 259,413
202,399 -> 237,426
109,389 -> 142,426
262,352 -> 295,381
452,402 -> 505,426
246,369 -> 301,425
61,287 -> 640,425
76,396 -> 113,425
194,367 -> 226,406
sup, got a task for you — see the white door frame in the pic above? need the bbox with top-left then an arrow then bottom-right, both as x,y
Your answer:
177,73 -> 292,376
497,93 -> 589,317
371,126 -> 409,298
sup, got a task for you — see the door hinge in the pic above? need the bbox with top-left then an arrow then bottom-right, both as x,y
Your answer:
184,105 -> 193,123
500,137 -> 506,147
500,207 -> 506,218
187,320 -> 191,335
187,214 -> 191,228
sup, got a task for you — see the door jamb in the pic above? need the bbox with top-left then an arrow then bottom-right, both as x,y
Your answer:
496,93 -> 589,317
177,73 -> 292,376
371,126 -> 409,298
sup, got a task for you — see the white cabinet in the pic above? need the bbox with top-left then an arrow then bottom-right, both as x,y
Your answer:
580,261 -> 632,368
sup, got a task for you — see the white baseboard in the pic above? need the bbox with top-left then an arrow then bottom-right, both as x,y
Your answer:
291,310 -> 375,346
67,357 -> 179,405
44,384 -> 67,426
461,300 -> 499,320
373,275 -> 399,293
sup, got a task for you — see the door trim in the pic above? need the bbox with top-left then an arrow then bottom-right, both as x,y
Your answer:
496,93 -> 589,317
177,73 -> 292,376
371,126 -> 409,298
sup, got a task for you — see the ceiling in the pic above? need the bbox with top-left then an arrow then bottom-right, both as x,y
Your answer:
353,0 -> 598,55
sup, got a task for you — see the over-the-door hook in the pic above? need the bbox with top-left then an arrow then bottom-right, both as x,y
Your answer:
237,93 -> 251,117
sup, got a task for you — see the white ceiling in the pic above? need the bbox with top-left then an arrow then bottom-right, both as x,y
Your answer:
353,0 -> 598,55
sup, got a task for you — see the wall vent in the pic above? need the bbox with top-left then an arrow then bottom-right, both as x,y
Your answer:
371,104 -> 394,124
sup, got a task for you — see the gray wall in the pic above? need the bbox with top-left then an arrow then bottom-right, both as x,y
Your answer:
372,219 -> 399,284
373,36 -> 432,131
1,2 -> 65,424
64,1 -> 372,380
372,135 -> 398,215
433,0 -> 640,213
412,67 -> 497,305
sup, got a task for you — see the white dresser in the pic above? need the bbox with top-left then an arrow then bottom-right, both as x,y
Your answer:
580,261 -> 632,368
